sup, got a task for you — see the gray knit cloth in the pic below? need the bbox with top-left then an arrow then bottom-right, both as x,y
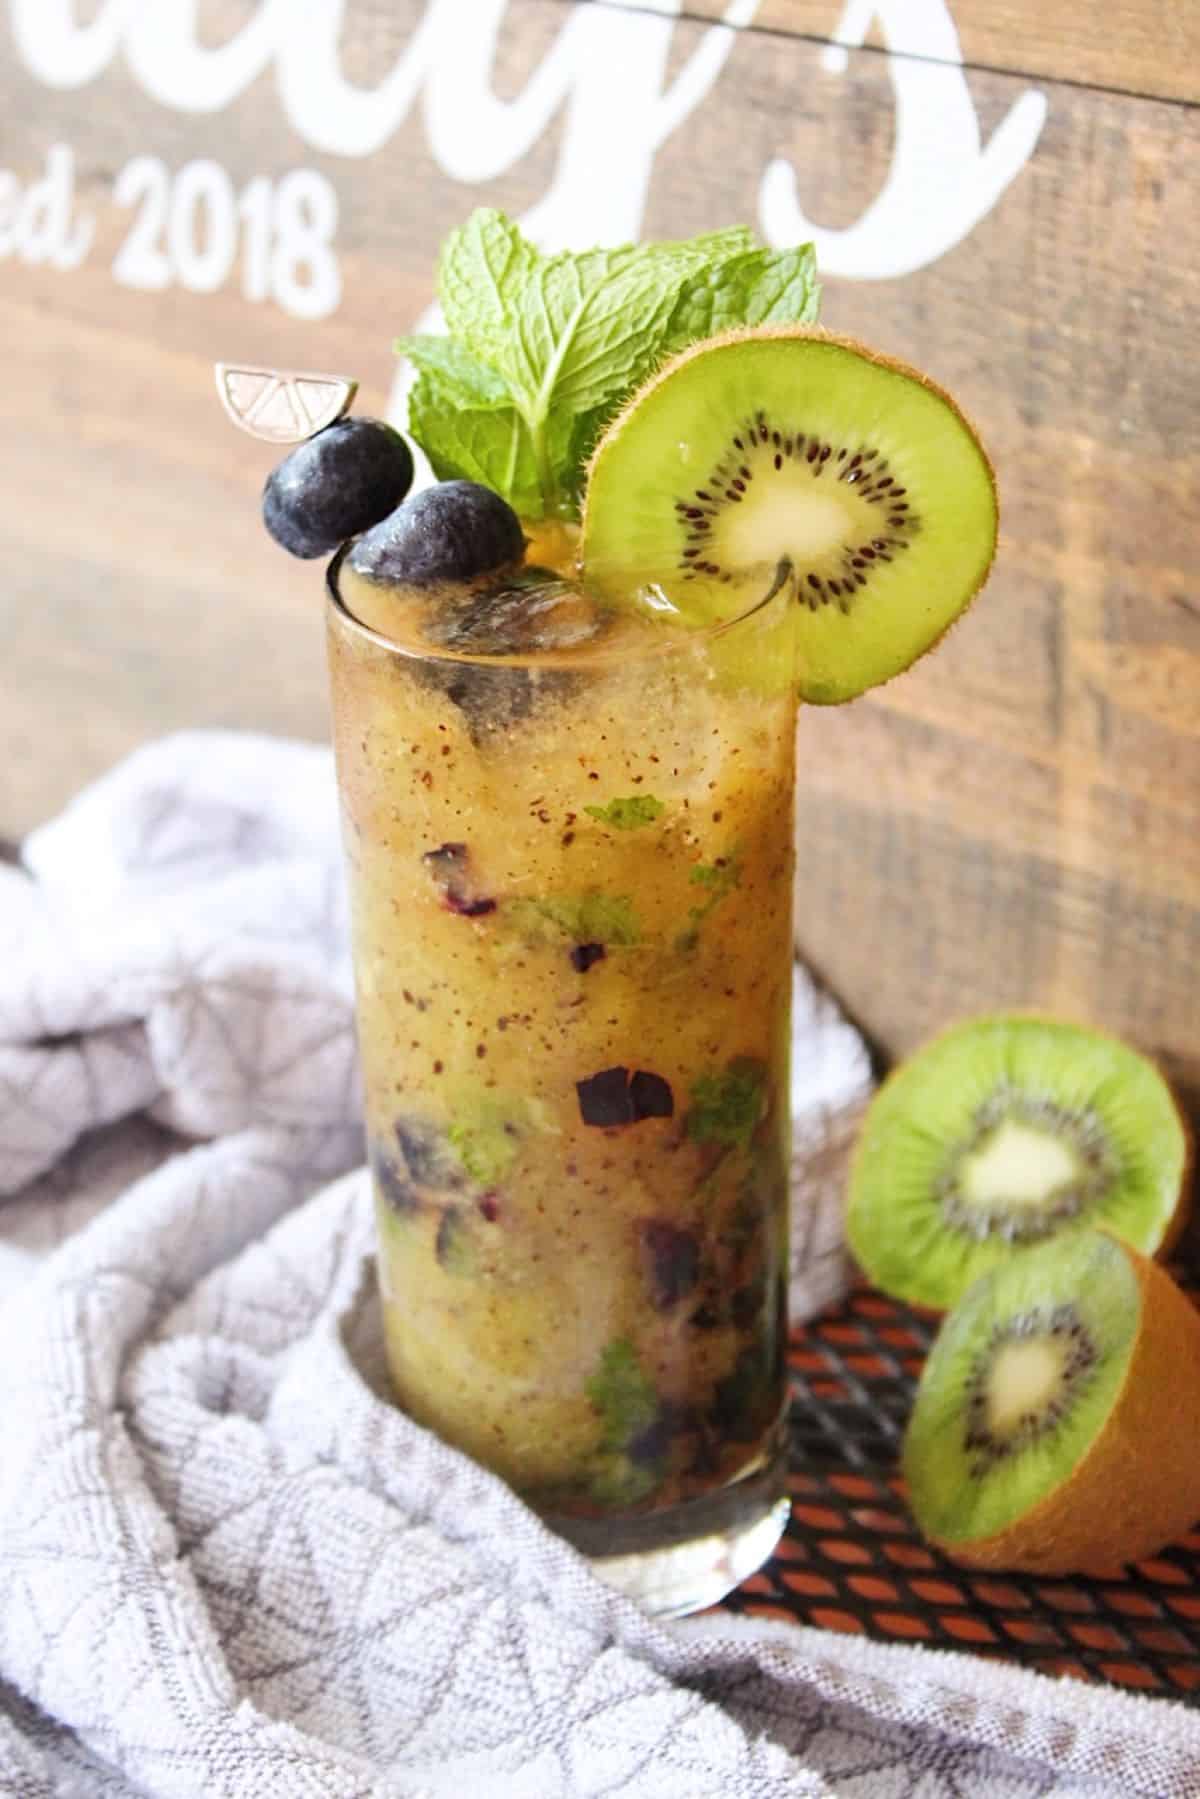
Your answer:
1,734 -> 1196,1798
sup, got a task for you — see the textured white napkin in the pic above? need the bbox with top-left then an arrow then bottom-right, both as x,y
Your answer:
1,732 -> 1196,1798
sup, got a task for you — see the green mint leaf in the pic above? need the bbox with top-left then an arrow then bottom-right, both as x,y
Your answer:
685,1057 -> 767,1151
447,1110 -> 520,1188
429,211 -> 763,518
689,856 -> 740,893
520,250 -> 691,416
660,244 -> 820,357
436,209 -> 541,398
584,795 -> 666,831
395,335 -> 513,407
406,369 -> 541,517
674,850 -> 741,951
589,1453 -> 660,1506
508,892 -> 641,946
585,1339 -> 659,1450
687,850 -> 742,922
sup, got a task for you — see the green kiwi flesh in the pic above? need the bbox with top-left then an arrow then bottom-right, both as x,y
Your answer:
846,1014 -> 1191,1312
580,328 -> 997,704
903,1231 -> 1135,1548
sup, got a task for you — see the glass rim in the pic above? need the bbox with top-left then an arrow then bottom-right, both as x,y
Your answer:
324,544 -> 793,673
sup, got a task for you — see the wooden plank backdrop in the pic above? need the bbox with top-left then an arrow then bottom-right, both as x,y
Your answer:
1,1 -> 1198,1110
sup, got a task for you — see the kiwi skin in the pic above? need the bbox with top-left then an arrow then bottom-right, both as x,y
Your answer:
904,1236 -> 1200,1576
581,325 -> 999,698
846,1010 -> 1195,1310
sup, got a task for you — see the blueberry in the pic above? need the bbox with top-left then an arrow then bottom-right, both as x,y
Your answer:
421,842 -> 496,917
370,1141 -> 421,1217
436,1209 -> 477,1276
576,1067 -> 676,1128
710,1345 -> 777,1443
262,419 -> 414,559
627,1404 -> 678,1468
629,1071 -> 674,1120
730,1276 -> 767,1328
394,1116 -> 463,1193
576,1067 -> 636,1128
569,943 -> 606,974
349,479 -> 525,585
638,1221 -> 700,1310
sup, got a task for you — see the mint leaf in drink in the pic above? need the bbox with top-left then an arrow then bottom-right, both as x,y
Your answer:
588,1453 -> 660,1507
508,892 -> 641,946
681,850 -> 743,946
686,1057 -> 767,1151
586,1339 -> 659,1449
447,1109 -> 520,1187
399,211 -> 804,519
660,244 -> 820,357
584,795 -> 666,831
689,854 -> 742,899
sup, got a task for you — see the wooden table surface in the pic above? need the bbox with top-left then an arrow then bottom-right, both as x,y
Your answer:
2,1 -> 1198,1111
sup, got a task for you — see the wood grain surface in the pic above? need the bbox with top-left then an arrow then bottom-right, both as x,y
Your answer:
670,0 -> 1200,104
2,1 -> 1198,1112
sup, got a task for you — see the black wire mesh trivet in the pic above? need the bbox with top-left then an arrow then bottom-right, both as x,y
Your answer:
721,1267 -> 1200,1700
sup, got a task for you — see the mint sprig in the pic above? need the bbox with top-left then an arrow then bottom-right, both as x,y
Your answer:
396,211 -> 819,521
659,244 -> 820,357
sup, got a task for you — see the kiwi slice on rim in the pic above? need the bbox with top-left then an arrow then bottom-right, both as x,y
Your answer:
580,327 -> 997,703
903,1231 -> 1200,1574
846,1014 -> 1192,1312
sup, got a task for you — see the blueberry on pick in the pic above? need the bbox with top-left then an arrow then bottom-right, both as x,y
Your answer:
262,418 -> 414,558
350,480 -> 525,585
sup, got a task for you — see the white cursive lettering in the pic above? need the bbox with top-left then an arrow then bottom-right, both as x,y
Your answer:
8,0 -> 1045,287
759,0 -> 1047,278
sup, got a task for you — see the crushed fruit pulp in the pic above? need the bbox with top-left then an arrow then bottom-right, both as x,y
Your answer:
327,548 -> 797,1521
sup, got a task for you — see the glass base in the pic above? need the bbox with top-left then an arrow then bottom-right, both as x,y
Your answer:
544,1431 -> 790,1618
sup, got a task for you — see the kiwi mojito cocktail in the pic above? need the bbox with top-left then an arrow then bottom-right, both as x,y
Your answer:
225,209 -> 996,1614
329,549 -> 798,1587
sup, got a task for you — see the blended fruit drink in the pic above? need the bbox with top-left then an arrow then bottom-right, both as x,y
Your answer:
220,209 -> 996,1613
329,556 -> 798,1581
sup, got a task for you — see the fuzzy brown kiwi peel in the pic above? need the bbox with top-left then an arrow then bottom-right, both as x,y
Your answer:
579,326 -> 998,703
903,1231 -> 1200,1575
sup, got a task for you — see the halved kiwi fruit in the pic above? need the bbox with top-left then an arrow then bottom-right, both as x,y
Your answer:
580,327 -> 997,703
903,1230 -> 1200,1574
846,1014 -> 1192,1312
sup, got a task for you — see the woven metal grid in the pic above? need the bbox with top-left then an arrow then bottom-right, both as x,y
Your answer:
723,1269 -> 1200,1699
